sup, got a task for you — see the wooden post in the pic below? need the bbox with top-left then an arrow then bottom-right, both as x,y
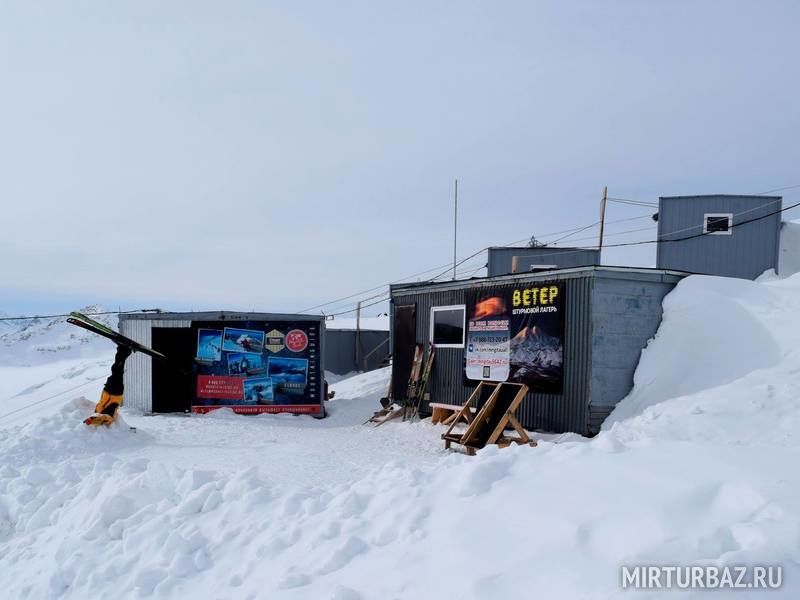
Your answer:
598,186 -> 608,261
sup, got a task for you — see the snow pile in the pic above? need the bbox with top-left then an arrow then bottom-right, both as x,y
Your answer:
0,305 -> 116,366
604,274 -> 800,448
0,357 -> 113,427
2,275 -> 800,598
778,220 -> 800,277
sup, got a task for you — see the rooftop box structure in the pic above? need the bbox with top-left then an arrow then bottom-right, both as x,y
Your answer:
119,312 -> 325,416
656,194 -> 782,279
390,266 -> 686,436
488,246 -> 600,277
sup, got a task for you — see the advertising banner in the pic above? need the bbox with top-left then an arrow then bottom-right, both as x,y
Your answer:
465,295 -> 510,381
191,319 -> 321,414
465,282 -> 565,393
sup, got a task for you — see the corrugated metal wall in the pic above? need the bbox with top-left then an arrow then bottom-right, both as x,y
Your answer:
656,195 -> 781,279
119,318 -> 191,412
391,269 -> 594,434
588,271 -> 683,432
391,267 -> 686,436
488,247 -> 600,277
325,330 -> 390,375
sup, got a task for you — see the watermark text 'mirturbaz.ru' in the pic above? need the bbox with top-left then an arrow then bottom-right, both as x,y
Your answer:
621,565 -> 783,590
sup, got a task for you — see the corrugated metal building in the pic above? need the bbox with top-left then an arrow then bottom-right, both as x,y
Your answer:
656,194 -> 782,279
390,266 -> 686,436
325,329 -> 390,375
488,246 -> 600,277
119,311 -> 325,415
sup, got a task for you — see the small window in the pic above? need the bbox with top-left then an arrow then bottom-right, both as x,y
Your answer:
703,213 -> 732,235
430,305 -> 465,347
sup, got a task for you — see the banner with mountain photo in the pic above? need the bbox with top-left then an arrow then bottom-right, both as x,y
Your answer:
465,282 -> 565,393
190,319 -> 322,414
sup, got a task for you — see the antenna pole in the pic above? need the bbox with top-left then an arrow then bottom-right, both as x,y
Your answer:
453,179 -> 458,280
598,186 -> 608,262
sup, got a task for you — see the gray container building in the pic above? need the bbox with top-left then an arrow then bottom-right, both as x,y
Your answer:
325,329 -> 390,375
488,246 -> 600,277
656,194 -> 782,279
119,311 -> 325,416
390,266 -> 686,436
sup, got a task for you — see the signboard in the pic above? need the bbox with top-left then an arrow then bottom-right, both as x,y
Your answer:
465,295 -> 510,381
465,282 -> 565,394
191,319 -> 322,415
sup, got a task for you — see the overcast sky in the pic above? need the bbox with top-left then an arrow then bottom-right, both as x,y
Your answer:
2,1 -> 799,317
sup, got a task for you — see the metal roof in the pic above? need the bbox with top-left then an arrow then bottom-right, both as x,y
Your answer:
486,245 -> 588,251
119,311 -> 325,322
659,194 -> 781,201
391,265 -> 690,295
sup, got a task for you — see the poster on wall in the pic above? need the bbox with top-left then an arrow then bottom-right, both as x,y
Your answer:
465,295 -> 510,381
196,329 -> 223,362
465,282 -> 565,393
191,319 -> 321,415
222,327 -> 265,354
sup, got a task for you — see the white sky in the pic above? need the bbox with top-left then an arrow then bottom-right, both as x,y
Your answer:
2,1 -> 799,317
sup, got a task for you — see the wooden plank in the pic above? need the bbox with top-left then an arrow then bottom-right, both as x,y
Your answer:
461,383 -> 502,446
485,385 -> 528,445
443,382 -> 534,454
441,381 -> 493,441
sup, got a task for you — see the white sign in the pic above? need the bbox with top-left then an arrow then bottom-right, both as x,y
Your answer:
465,318 -> 510,381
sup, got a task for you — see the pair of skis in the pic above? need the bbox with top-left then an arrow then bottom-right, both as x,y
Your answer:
67,312 -> 167,360
404,343 -> 436,421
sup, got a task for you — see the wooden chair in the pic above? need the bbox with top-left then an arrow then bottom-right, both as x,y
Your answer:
430,381 -> 496,426
442,382 -> 533,455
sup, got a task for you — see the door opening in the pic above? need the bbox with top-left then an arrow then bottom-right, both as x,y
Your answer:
391,304 -> 417,402
151,327 -> 194,413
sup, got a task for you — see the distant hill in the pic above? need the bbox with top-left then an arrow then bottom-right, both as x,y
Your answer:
0,305 -> 117,366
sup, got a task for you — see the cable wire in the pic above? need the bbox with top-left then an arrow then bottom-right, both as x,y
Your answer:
0,377 -> 106,423
0,308 -> 162,323
297,213 -> 656,313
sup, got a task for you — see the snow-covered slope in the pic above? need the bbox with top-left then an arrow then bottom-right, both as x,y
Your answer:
0,305 -> 116,366
0,313 -> 26,335
1,276 -> 800,598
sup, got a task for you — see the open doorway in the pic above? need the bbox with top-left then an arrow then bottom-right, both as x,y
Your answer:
391,304 -> 417,402
151,327 -> 194,413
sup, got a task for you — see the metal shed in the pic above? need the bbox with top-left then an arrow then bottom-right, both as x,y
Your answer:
119,311 -> 325,416
488,246 -> 600,277
656,194 -> 782,279
324,329 -> 390,375
390,266 -> 687,436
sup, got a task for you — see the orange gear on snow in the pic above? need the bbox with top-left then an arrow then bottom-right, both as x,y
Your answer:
84,342 -> 131,427
84,390 -> 123,427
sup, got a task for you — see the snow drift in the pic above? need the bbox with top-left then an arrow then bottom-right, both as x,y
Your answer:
2,275 -> 800,598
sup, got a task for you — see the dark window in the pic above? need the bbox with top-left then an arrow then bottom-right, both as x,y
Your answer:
431,306 -> 465,347
704,214 -> 732,235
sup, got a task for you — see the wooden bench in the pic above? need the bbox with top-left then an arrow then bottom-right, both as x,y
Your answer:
429,402 -> 477,425
442,382 -> 534,455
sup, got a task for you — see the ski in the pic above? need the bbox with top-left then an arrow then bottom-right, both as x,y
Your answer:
405,343 -> 436,421
67,313 -> 168,360
69,312 -> 119,337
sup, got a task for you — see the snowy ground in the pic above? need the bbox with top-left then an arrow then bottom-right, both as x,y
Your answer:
2,275 -> 800,598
